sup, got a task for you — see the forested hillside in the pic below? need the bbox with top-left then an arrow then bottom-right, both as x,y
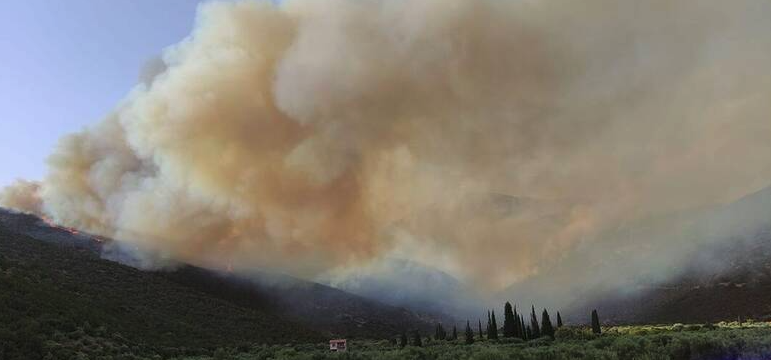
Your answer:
0,208 -> 437,359
0,225 -> 322,359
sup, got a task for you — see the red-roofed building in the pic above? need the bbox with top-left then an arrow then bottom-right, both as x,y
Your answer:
329,339 -> 347,352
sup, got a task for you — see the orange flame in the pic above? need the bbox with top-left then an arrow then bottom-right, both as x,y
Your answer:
40,215 -> 102,241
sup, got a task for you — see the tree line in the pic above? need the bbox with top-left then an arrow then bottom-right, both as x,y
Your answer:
398,304 -> 602,347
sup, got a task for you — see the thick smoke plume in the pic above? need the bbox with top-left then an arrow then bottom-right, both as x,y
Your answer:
0,180 -> 41,214
3,0 -> 771,299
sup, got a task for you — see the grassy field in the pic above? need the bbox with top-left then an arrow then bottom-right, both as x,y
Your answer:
173,323 -> 771,360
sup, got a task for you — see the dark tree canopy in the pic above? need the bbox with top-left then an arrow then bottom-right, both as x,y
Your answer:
412,331 -> 423,347
435,323 -> 447,340
494,301 -> 573,342
520,314 -> 527,340
503,301 -> 516,338
465,321 -> 475,344
591,310 -> 602,335
541,309 -> 555,339
503,302 -> 516,338
530,306 -> 541,339
487,311 -> 492,338
490,310 -> 499,340
557,312 -> 563,328
513,306 -> 522,339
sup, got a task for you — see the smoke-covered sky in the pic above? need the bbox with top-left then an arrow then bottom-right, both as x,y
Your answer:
2,0 -> 770,297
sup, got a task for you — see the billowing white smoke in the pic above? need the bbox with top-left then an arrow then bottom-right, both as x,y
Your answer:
2,0 -> 771,296
0,180 -> 41,214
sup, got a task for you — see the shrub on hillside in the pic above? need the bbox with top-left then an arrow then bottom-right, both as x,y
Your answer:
496,337 -> 525,345
554,327 -> 595,341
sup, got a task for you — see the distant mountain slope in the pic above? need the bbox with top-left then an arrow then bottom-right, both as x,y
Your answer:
321,258 -> 481,324
563,186 -> 771,324
577,227 -> 771,324
164,266 -> 437,338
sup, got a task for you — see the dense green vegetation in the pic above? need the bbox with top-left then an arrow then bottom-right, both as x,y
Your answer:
0,228 -> 322,360
173,323 -> 771,360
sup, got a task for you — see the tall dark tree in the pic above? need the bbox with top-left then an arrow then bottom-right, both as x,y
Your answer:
465,321 -> 475,344
487,311 -> 492,336
526,325 -> 532,340
541,309 -> 555,339
435,324 -> 441,340
478,319 -> 484,339
490,310 -> 499,340
520,314 -> 527,340
556,312 -> 564,328
513,306 -> 521,338
412,331 -> 423,347
452,325 -> 458,341
503,302 -> 516,337
438,323 -> 448,340
591,310 -> 601,335
530,305 -> 541,338
400,332 -> 408,348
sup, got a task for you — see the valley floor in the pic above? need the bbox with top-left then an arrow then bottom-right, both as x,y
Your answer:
174,322 -> 771,360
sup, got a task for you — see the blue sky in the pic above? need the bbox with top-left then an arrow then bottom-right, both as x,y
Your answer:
0,1 -> 205,188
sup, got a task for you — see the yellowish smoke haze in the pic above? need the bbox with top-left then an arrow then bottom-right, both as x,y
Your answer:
2,0 -> 770,292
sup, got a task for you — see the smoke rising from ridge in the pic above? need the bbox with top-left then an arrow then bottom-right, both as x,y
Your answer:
2,0 -> 771,297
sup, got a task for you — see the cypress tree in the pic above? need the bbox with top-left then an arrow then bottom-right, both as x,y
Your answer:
400,332 -> 408,348
513,306 -> 521,338
465,321 -> 475,344
591,309 -> 601,335
435,324 -> 441,340
487,311 -> 492,336
452,325 -> 458,341
526,325 -> 532,340
520,314 -> 527,340
557,312 -> 563,328
503,302 -> 516,337
541,309 -> 555,339
412,331 -> 423,347
478,319 -> 483,339
530,305 -> 541,338
490,310 -> 499,340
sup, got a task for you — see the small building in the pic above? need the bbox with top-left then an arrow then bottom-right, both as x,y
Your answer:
329,339 -> 347,352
